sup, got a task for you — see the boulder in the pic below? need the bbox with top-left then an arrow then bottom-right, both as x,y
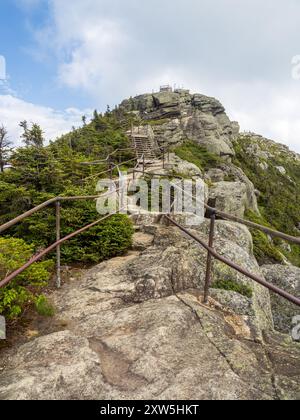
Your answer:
132,232 -> 154,251
205,168 -> 225,182
208,181 -> 249,218
168,153 -> 203,178
261,265 -> 300,336
0,285 -> 298,400
1,222 -> 299,400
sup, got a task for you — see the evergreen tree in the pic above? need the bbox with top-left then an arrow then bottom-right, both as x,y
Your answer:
20,121 -> 45,148
0,125 -> 12,172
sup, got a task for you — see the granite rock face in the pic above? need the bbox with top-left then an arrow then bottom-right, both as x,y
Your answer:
1,296 -> 300,401
261,265 -> 300,336
121,90 -> 260,219
208,181 -> 249,218
0,222 -> 299,400
120,89 -> 239,156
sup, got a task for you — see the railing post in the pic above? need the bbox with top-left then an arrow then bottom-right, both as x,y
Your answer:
55,200 -> 61,289
162,147 -> 165,169
203,210 -> 216,304
143,154 -> 145,176
109,157 -> 113,180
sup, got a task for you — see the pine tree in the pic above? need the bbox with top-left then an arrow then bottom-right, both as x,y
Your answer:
0,125 -> 12,172
20,121 -> 45,148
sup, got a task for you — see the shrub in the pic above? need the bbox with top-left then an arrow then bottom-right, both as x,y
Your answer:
0,237 -> 54,319
245,210 -> 285,265
212,279 -> 253,299
35,295 -> 55,317
174,141 -> 221,171
60,214 -> 135,264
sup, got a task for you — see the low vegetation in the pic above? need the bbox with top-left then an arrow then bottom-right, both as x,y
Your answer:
0,237 -> 54,319
234,135 -> 300,267
212,278 -> 253,299
245,210 -> 285,265
174,140 -> 222,171
0,109 -> 136,318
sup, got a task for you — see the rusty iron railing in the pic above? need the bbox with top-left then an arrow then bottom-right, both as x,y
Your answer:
0,145 -> 168,290
142,171 -> 300,307
0,145 -> 146,289
165,214 -> 300,307
0,211 -> 122,290
1,149 -> 299,310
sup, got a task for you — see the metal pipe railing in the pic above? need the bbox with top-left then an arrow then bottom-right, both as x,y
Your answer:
0,195 -> 110,235
1,146 -> 299,310
0,212 -> 118,289
164,178 -> 300,246
0,148 -> 140,235
165,214 -> 300,307
0,197 -> 58,234
79,147 -> 135,166
203,209 -> 216,303
207,206 -> 300,245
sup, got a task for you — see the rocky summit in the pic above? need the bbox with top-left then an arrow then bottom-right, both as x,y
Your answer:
0,88 -> 299,401
120,89 -> 239,156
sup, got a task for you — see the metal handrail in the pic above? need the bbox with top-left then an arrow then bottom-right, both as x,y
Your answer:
0,145 -> 150,289
0,147 -> 142,290
165,215 -> 300,307
0,195 -> 111,234
206,206 -> 300,245
0,210 -> 121,289
0,150 -> 140,235
151,173 -> 300,246
0,145 -> 165,289
1,148 -> 299,310
79,147 -> 135,166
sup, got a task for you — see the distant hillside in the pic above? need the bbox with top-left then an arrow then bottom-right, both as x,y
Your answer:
233,133 -> 300,266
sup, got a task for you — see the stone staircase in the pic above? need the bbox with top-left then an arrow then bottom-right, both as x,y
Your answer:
129,125 -> 160,161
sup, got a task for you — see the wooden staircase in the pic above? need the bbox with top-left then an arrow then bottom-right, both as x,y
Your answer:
129,125 -> 160,161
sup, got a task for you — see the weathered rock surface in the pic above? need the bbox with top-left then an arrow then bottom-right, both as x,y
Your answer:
120,90 -> 239,157
132,232 -> 154,251
1,221 -> 298,401
208,181 -> 249,218
0,268 -> 299,400
205,164 -> 259,216
168,153 -> 203,178
261,265 -> 300,336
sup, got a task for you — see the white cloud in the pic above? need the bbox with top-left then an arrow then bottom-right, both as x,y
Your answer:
0,94 -> 92,146
12,0 -> 300,153
30,0 -> 300,153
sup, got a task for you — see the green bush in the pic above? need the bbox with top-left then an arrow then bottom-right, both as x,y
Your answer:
174,141 -> 221,171
245,210 -> 285,265
212,279 -> 253,299
249,229 -> 285,265
233,135 -> 300,267
60,214 -> 134,264
5,181 -> 134,265
35,295 -> 55,317
145,118 -> 170,126
0,237 -> 54,319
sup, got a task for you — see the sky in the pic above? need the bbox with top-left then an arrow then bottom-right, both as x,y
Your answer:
1,0 -> 300,152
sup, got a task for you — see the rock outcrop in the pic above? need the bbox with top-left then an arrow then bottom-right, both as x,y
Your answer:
2,220 -> 299,400
261,265 -> 300,335
120,89 -> 239,157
